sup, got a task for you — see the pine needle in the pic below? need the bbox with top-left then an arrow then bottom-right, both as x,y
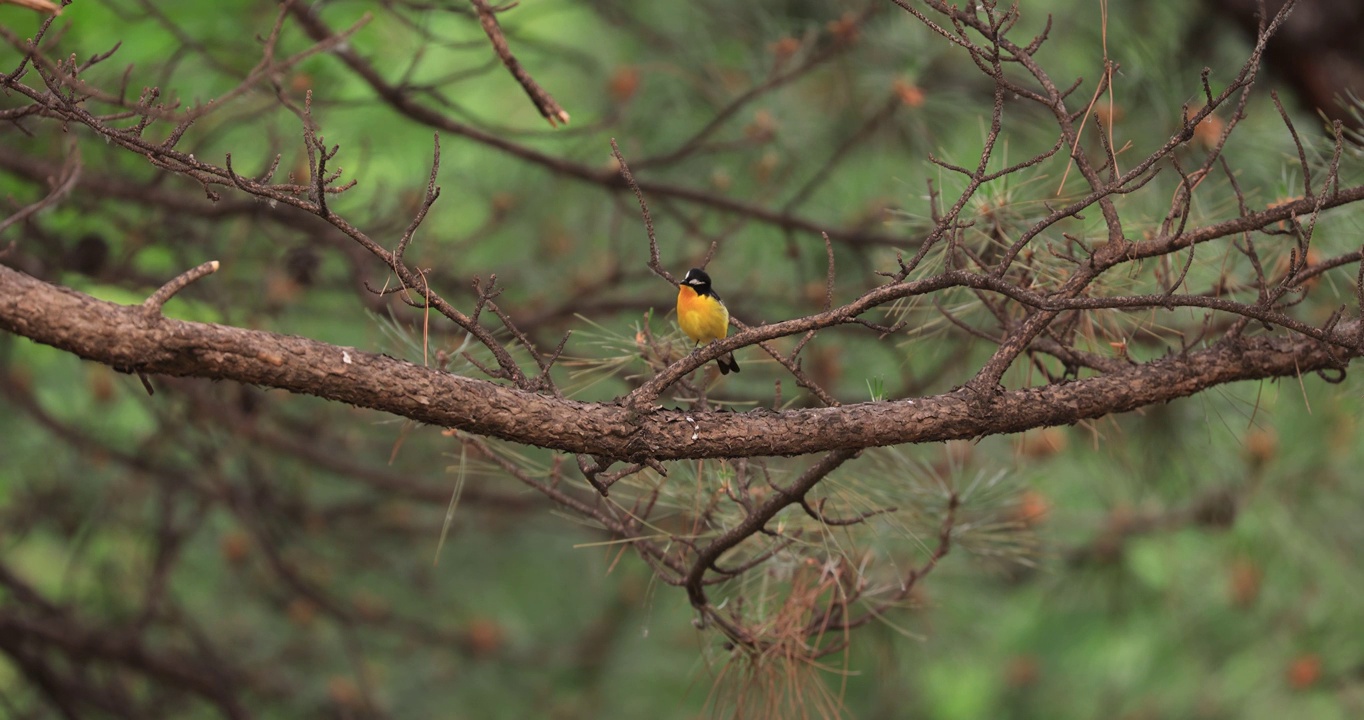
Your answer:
433,441 -> 468,566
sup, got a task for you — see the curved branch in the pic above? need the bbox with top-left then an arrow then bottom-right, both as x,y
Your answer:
287,2 -> 913,249
3,263 -> 1359,461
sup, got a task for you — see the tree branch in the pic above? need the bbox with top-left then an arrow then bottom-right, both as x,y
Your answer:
3,263 -> 1358,460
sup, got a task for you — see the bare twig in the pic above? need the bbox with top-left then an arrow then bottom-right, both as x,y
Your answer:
143,261 -> 220,315
469,0 -> 570,127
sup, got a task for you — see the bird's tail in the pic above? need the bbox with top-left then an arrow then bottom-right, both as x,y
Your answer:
717,353 -> 740,375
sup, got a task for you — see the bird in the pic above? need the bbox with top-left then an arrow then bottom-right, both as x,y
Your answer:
676,267 -> 740,375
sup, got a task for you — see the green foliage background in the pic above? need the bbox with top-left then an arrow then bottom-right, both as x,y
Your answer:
1,0 -> 1362,717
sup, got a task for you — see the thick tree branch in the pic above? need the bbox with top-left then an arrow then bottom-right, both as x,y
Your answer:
3,263 -> 1357,461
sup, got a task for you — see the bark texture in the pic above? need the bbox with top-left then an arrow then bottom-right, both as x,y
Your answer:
4,263 -> 1356,460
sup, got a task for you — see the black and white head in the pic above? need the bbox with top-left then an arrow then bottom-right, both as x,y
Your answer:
682,268 -> 714,295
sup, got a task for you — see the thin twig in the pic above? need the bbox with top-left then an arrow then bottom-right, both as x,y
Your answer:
469,0 -> 570,127
143,261 -> 220,315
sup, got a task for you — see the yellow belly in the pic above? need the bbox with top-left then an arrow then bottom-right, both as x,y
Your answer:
677,287 -> 729,343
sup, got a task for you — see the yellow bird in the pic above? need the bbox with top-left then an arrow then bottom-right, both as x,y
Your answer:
676,267 -> 740,374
